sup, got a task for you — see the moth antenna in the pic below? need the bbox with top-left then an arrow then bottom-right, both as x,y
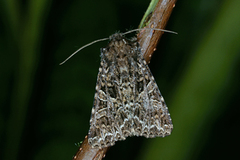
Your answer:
122,28 -> 178,35
59,37 -> 109,65
60,28 -> 177,65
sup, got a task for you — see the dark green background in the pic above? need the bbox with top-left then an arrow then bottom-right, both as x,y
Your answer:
1,0 -> 240,160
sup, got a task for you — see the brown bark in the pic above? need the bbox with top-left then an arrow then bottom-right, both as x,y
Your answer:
72,136 -> 109,160
138,0 -> 177,63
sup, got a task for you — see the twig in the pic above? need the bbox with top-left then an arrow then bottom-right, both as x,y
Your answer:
138,0 -> 177,63
72,0 -> 177,159
72,136 -> 109,160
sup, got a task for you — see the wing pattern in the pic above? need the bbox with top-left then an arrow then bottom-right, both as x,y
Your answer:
88,33 -> 173,148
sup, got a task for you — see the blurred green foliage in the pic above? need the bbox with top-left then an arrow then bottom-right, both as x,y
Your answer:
0,0 -> 239,160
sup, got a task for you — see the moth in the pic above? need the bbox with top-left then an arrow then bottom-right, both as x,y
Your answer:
87,32 -> 173,148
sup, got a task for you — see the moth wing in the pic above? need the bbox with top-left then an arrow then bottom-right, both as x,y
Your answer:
88,58 -> 123,148
134,58 -> 173,138
88,36 -> 173,148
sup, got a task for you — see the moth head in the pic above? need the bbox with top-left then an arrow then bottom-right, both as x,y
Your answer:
109,33 -> 124,41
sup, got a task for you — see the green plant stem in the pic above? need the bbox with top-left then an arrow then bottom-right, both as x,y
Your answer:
4,1 -> 52,160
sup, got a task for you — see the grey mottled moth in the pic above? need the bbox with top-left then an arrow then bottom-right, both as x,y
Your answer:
88,32 -> 173,148
60,28 -> 175,149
